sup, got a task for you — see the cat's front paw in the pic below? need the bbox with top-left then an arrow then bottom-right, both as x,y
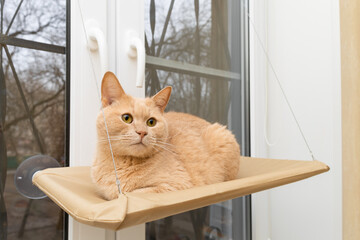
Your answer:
98,186 -> 121,200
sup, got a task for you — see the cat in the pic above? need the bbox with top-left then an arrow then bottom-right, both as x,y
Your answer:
91,72 -> 241,200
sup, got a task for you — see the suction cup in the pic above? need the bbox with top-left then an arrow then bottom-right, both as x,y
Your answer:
14,155 -> 60,199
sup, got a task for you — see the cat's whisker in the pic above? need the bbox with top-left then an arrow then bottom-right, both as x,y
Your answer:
151,146 -> 174,158
98,137 -> 128,140
149,140 -> 195,150
162,130 -> 182,140
148,136 -> 173,141
98,134 -> 133,138
150,145 -> 161,153
147,136 -> 174,144
151,143 -> 178,155
98,139 -> 132,143
109,140 -> 138,146
101,135 -> 133,140
149,140 -> 175,148
149,137 -> 199,149
148,131 -> 182,142
98,134 -> 134,139
152,144 -> 177,156
98,136 -> 135,142
98,139 -> 124,142
155,140 -> 175,146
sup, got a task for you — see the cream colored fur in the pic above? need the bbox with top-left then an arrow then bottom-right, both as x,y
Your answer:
91,72 -> 241,200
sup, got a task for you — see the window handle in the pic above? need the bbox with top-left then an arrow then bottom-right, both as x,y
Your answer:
86,19 -> 108,77
127,31 -> 145,88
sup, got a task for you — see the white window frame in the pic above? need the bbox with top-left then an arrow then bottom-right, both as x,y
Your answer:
70,0 -> 145,239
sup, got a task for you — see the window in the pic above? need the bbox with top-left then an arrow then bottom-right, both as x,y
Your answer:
0,0 -> 69,239
144,0 -> 250,239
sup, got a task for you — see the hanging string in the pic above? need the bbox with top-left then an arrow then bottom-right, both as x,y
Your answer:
76,0 -> 123,195
241,1 -> 316,161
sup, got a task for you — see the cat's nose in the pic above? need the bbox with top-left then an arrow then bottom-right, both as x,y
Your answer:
136,131 -> 148,139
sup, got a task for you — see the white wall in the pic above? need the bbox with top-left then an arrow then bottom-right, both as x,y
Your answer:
251,0 -> 342,239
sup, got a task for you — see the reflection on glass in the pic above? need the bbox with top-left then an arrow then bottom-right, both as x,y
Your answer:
145,0 -> 247,239
1,0 -> 66,239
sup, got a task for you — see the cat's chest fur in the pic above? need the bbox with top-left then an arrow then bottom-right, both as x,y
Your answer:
92,143 -> 193,198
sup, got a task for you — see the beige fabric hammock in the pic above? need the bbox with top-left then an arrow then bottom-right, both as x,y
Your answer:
32,156 -> 329,231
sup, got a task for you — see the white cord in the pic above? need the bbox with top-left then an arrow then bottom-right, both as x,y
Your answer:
264,73 -> 278,147
76,0 -> 122,195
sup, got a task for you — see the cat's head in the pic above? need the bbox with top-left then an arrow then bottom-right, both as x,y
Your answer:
97,72 -> 171,158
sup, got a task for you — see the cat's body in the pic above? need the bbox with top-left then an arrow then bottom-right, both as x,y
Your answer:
91,72 -> 241,200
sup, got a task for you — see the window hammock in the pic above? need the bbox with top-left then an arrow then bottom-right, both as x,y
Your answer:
32,157 -> 328,230
16,0 -> 330,231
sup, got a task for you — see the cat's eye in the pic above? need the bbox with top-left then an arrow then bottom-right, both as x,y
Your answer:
121,114 -> 133,124
146,118 -> 157,127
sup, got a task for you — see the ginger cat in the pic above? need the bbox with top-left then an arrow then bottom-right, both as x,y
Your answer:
91,72 -> 241,200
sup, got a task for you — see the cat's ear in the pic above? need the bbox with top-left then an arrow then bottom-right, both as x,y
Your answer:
152,86 -> 172,112
101,71 -> 126,107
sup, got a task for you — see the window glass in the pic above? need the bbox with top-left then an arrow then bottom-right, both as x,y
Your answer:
0,0 -> 67,239
145,0 -> 250,239
3,0 -> 66,45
